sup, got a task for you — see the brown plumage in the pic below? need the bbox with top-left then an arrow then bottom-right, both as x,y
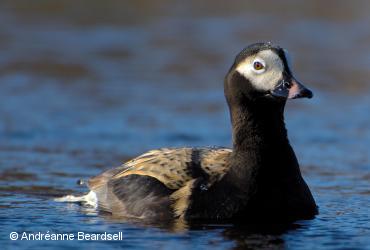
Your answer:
112,147 -> 230,189
88,147 -> 232,220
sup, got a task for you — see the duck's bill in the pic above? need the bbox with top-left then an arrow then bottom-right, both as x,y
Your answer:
271,77 -> 313,99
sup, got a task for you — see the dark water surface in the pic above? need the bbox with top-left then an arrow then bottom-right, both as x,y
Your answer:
1,1 -> 370,249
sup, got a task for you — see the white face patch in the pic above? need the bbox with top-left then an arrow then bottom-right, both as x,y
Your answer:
235,50 -> 285,91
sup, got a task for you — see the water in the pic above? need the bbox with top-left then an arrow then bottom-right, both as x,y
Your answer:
1,1 -> 370,249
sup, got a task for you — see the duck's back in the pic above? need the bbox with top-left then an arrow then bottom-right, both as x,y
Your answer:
88,147 -> 232,221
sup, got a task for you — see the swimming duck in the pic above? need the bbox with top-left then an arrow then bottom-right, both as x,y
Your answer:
81,43 -> 318,224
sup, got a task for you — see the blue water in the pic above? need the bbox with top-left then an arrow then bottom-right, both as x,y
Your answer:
1,1 -> 370,249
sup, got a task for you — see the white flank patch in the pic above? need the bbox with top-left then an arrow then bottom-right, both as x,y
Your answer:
54,191 -> 98,208
236,49 -> 284,91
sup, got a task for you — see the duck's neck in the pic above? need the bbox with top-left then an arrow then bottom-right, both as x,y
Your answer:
230,98 -> 288,152
227,97 -> 300,186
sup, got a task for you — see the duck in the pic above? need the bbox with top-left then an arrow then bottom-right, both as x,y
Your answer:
62,42 -> 318,225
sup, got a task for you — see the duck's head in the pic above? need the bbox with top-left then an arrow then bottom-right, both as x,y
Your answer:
224,43 -> 313,104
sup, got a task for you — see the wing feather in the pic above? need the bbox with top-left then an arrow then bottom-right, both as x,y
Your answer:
111,147 -> 231,190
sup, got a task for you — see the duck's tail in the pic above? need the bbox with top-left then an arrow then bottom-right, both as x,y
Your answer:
54,191 -> 98,208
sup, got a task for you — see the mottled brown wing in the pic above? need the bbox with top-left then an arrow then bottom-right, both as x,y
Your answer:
111,147 -> 232,190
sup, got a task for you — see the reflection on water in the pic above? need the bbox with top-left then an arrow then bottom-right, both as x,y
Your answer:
0,1 -> 370,249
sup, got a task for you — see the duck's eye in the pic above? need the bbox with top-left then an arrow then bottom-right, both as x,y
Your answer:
253,61 -> 264,70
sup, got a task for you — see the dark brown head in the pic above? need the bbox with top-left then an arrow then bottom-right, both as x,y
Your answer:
224,43 -> 313,105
